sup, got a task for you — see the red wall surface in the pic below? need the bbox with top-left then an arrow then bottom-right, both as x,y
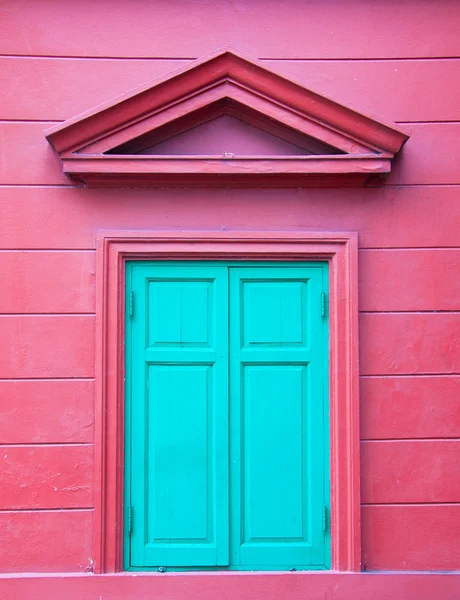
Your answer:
1,0 -> 460,592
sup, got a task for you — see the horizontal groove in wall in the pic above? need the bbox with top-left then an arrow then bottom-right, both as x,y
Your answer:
361,373 -> 460,378
1,311 -> 459,317
359,311 -> 460,314
0,442 -> 94,448
0,119 -> 63,123
361,373 -> 459,377
3,311 -> 460,317
360,247 -> 460,251
4,375 -> 454,381
0,185 -> 83,189
0,54 -> 191,61
1,374 -> 458,380
264,57 -> 460,63
0,313 -> 95,317
0,249 -> 95,253
396,120 -> 460,124
0,507 -> 94,513
3,119 -> 460,125
4,439 -> 458,445
0,314 -> 94,318
3,247 -> 460,252
366,184 -> 460,189
0,377 -> 95,382
361,502 -> 460,507
362,246 -> 460,250
2,184 -> 460,189
361,438 -> 460,443
1,54 -> 460,62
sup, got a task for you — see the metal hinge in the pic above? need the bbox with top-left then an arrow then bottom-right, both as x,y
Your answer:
323,505 -> 328,534
128,290 -> 134,319
321,291 -> 327,320
127,505 -> 133,535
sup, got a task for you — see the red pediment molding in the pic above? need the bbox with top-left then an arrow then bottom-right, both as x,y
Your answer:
45,49 -> 409,187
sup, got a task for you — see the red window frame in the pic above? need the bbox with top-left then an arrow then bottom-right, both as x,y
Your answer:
93,230 -> 360,573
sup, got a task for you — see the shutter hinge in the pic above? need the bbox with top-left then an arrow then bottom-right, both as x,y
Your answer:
127,505 -> 133,535
321,291 -> 327,320
323,505 -> 328,534
128,290 -> 134,319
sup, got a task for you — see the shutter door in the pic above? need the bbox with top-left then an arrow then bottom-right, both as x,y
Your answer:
127,263 -> 229,568
229,266 -> 328,569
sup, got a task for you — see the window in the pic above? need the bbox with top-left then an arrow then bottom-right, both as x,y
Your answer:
123,261 -> 330,570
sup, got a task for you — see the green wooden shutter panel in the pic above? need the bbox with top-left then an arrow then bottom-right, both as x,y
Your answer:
229,267 -> 327,569
127,265 -> 229,567
125,262 -> 329,570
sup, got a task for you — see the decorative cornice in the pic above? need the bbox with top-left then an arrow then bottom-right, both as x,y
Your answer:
46,49 -> 409,187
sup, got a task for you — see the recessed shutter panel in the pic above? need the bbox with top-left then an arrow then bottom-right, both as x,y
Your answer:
127,263 -> 229,568
229,266 -> 327,569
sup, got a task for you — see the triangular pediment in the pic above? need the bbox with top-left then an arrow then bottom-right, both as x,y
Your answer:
109,114 -> 343,157
135,114 -> 321,156
45,49 -> 409,187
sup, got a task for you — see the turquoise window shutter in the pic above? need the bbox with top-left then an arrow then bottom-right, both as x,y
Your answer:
125,262 -> 329,570
126,264 -> 229,567
229,266 -> 328,569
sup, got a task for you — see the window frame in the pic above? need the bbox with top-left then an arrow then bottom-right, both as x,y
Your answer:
94,230 -> 360,573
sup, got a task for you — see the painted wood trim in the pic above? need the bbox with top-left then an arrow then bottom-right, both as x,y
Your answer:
61,156 -> 391,188
45,50 -> 408,154
75,84 -> 374,156
94,230 -> 360,573
45,51 -> 408,187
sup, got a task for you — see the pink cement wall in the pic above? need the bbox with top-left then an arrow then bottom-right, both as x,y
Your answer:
1,0 -> 460,586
